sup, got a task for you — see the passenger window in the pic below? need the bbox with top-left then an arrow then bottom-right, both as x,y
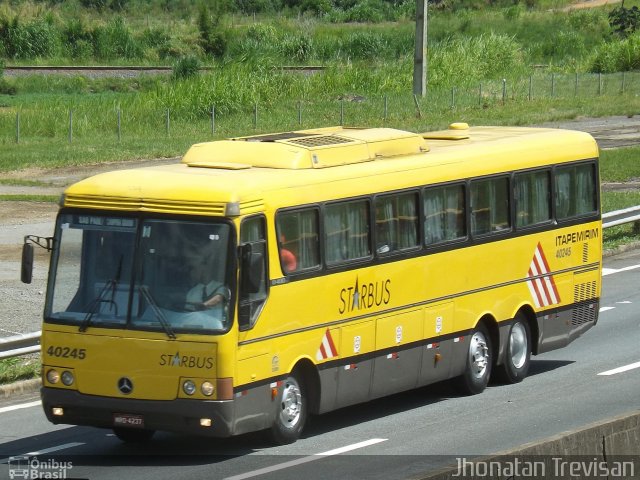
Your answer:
276,209 -> 320,274
471,177 -> 510,236
375,192 -> 419,254
515,170 -> 551,228
325,200 -> 371,264
555,163 -> 597,220
423,184 -> 466,245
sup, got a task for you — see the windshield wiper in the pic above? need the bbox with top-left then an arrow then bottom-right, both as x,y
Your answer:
79,256 -> 123,333
139,285 -> 176,340
79,279 -> 118,333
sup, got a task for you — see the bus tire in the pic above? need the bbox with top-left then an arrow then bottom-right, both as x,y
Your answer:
269,373 -> 307,445
455,323 -> 492,395
113,427 -> 155,443
496,315 -> 531,384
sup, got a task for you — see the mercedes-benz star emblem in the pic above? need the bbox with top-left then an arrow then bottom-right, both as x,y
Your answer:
117,377 -> 133,395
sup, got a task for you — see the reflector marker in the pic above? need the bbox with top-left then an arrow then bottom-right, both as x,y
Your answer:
316,329 -> 339,361
527,243 -> 561,308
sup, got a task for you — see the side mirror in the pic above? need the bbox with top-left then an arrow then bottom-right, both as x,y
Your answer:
241,243 -> 265,294
21,243 -> 34,284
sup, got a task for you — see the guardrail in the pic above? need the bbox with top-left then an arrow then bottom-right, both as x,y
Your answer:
1,206 -> 640,361
0,331 -> 41,360
602,205 -> 640,228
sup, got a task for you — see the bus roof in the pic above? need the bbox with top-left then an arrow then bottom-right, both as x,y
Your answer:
62,124 -> 598,217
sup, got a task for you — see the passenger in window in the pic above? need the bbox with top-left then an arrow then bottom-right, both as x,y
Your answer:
279,235 -> 297,273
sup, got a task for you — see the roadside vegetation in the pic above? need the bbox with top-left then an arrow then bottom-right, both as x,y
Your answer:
0,357 -> 40,384
3,1 -> 640,165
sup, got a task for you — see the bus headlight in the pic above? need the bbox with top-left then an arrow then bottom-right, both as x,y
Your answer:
183,380 -> 196,396
61,371 -> 75,386
46,369 -> 60,384
201,381 -> 215,397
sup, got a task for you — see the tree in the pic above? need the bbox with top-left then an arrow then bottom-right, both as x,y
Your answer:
609,2 -> 640,38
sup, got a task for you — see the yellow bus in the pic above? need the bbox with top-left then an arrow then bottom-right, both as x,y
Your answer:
23,122 -> 601,444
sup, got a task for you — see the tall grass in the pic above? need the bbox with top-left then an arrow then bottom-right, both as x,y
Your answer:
0,0 -> 627,74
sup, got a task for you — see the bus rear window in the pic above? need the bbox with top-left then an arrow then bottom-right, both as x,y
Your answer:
555,163 -> 597,220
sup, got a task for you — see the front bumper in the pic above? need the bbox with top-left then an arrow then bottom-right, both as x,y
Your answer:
41,387 -> 235,437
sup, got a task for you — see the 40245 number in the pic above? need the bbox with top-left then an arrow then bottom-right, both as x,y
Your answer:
46,346 -> 86,360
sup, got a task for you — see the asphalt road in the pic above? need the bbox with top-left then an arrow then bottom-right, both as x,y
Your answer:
0,250 -> 638,480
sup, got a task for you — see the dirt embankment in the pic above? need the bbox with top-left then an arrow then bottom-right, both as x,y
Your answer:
561,0 -> 621,11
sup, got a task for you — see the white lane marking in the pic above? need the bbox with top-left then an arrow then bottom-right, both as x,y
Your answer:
224,438 -> 388,480
25,442 -> 85,455
602,264 -> 640,276
0,442 -> 84,464
617,301 -> 632,304
0,400 -> 41,414
598,361 -> 640,376
599,306 -> 615,313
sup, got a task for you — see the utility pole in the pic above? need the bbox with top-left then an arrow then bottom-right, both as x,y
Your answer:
413,0 -> 428,96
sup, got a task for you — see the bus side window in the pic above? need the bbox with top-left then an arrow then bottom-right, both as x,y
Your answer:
555,163 -> 597,220
239,216 -> 268,330
423,184 -> 466,245
275,209 -> 320,274
375,192 -> 419,254
471,176 -> 510,236
325,200 -> 371,264
515,170 -> 551,228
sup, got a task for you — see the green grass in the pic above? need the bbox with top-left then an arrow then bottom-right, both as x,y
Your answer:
0,357 -> 40,385
0,194 -> 59,202
600,147 -> 640,183
0,178 -> 52,186
3,68 -> 640,172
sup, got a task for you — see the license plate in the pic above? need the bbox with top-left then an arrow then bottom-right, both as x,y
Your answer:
113,413 -> 145,428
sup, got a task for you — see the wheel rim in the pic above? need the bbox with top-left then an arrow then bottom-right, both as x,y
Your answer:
279,378 -> 302,429
469,331 -> 490,380
509,322 -> 528,369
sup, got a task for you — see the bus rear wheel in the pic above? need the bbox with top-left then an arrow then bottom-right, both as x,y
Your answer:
269,373 -> 307,445
496,315 -> 531,384
113,427 -> 155,443
455,324 -> 492,395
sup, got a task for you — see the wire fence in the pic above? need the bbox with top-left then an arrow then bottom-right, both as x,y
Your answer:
1,71 -> 639,145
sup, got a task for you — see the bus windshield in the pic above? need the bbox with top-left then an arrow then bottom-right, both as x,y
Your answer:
47,213 -> 234,334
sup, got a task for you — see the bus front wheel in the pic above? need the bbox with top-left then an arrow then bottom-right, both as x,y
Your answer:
269,373 -> 307,445
496,315 -> 531,384
455,324 -> 492,395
